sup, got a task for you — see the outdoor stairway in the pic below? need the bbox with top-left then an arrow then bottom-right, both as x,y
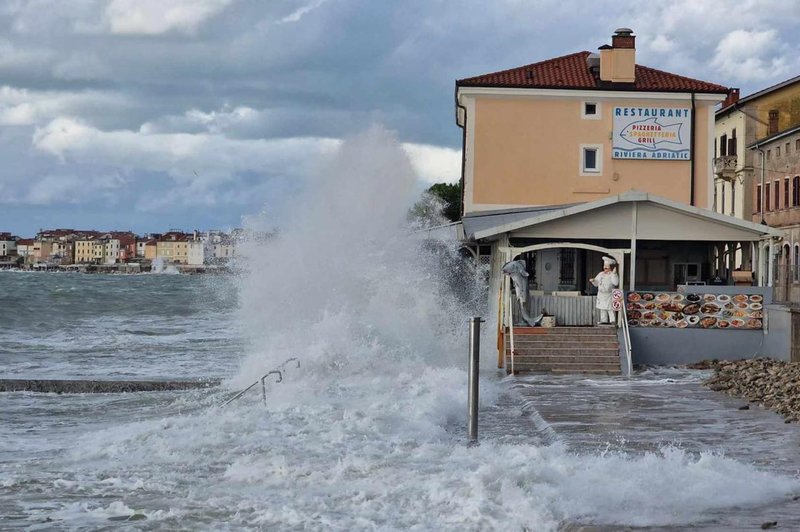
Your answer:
505,326 -> 621,375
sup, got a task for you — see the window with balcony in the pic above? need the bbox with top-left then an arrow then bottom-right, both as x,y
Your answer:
719,134 -> 727,156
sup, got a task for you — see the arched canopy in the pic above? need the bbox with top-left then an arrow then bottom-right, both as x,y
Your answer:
499,242 -> 630,289
500,241 -> 627,267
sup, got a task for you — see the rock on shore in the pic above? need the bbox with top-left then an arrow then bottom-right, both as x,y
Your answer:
698,359 -> 800,423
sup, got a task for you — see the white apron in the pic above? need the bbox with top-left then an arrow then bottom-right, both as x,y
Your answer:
591,270 -> 619,311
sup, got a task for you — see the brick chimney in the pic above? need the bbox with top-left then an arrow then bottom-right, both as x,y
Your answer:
721,88 -> 740,108
599,28 -> 636,83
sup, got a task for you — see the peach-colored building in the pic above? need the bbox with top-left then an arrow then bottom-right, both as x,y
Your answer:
74,238 -> 97,264
454,30 -> 785,370
456,29 -> 728,215
144,240 -> 158,260
155,232 -> 190,264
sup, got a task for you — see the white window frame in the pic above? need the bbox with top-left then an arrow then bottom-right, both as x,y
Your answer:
579,144 -> 603,176
581,101 -> 601,120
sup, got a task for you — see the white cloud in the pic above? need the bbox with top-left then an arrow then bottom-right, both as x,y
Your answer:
105,0 -> 232,35
402,143 -> 461,184
0,86 -> 128,126
33,117 -> 341,190
278,0 -> 328,24
711,29 -> 788,82
141,106 -> 263,135
612,0 -> 800,86
24,173 -> 125,205
650,34 -> 675,53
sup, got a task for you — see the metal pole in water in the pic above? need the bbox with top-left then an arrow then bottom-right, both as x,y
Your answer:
468,317 -> 483,446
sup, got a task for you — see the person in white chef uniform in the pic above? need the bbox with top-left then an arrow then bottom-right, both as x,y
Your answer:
589,256 -> 619,325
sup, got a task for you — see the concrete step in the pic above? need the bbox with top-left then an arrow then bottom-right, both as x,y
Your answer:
507,339 -> 619,349
507,347 -> 620,357
510,362 -> 622,372
506,355 -> 621,364
550,368 -> 621,375
504,326 -> 622,374
512,326 -> 617,336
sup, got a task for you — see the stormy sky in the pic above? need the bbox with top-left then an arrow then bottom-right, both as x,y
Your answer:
0,0 -> 798,235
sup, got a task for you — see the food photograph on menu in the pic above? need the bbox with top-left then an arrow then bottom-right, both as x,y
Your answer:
626,292 -> 764,329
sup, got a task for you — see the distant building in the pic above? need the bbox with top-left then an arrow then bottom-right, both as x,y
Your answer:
36,228 -> 103,264
74,238 -> 97,264
0,233 -> 18,257
104,238 -> 120,265
187,240 -> 206,265
749,124 -> 800,302
213,237 -> 236,262
156,231 -> 191,264
15,239 -> 34,262
92,240 -> 106,263
714,75 -> 800,225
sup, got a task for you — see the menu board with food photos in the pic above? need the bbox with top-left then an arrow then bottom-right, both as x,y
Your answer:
626,292 -> 763,329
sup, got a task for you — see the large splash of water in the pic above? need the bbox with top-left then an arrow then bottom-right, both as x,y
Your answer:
233,125 -> 484,388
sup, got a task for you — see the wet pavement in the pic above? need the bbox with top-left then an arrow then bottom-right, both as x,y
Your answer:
495,367 -> 800,531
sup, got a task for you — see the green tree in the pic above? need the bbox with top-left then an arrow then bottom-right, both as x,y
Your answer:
426,182 -> 461,222
408,181 -> 462,228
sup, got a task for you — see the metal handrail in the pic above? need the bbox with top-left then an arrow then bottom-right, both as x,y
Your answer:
507,276 -> 516,375
619,301 -> 633,376
221,357 -> 301,407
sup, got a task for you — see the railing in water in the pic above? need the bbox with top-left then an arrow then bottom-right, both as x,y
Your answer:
221,357 -> 300,407
619,303 -> 633,376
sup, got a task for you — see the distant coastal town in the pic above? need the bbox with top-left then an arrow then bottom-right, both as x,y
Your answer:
0,228 -> 260,273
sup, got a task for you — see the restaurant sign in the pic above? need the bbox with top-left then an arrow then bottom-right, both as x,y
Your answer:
612,107 -> 691,160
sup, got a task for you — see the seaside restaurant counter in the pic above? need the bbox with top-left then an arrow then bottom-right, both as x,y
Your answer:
625,285 -> 791,365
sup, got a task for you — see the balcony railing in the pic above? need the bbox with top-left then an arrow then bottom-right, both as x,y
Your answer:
714,155 -> 737,177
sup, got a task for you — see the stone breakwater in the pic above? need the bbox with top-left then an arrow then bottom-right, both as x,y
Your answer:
0,378 -> 221,393
695,359 -> 800,423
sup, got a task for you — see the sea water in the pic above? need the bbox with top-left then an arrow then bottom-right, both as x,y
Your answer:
2,127 -> 799,530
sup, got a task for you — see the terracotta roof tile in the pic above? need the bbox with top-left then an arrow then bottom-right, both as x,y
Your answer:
457,51 -> 728,93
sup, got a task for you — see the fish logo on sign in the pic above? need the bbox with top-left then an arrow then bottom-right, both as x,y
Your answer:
619,118 -> 683,150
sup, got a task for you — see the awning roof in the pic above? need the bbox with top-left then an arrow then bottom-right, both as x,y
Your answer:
411,221 -> 465,241
462,192 -> 784,242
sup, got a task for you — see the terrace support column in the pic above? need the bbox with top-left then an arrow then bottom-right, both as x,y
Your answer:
754,243 -> 761,286
728,241 -> 737,283
768,239 -> 775,287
